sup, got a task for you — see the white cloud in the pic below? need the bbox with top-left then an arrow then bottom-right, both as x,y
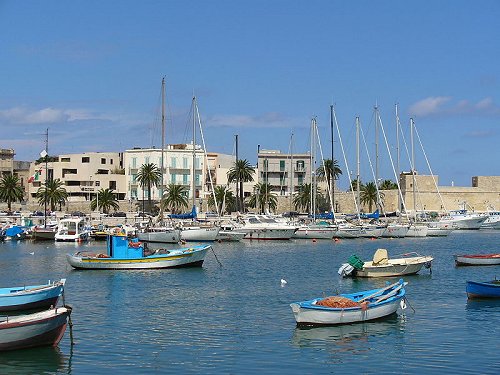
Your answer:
408,96 -> 500,117
408,97 -> 451,117
0,106 -> 121,125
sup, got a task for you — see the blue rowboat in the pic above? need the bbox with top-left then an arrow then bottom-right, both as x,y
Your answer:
290,279 -> 408,327
466,280 -> 500,299
0,279 -> 66,312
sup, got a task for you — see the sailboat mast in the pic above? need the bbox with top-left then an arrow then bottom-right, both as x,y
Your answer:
395,104 -> 400,212
410,118 -> 416,220
356,116 -> 361,217
375,105 -> 379,189
235,134 -> 239,212
289,131 -> 293,213
192,96 -> 196,208
44,128 -> 48,226
330,104 -> 335,213
160,77 -> 165,199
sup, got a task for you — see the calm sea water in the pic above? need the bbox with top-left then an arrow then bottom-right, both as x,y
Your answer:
0,231 -> 499,374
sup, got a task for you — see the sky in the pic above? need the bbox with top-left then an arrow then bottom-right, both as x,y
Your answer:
0,1 -> 499,190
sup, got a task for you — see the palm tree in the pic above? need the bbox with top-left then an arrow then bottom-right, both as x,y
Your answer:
360,181 -> 381,212
227,159 -> 255,212
379,179 -> 398,190
350,178 -> 364,192
247,182 -> 277,213
0,174 -> 24,211
91,188 -> 119,214
208,185 -> 236,215
136,163 -> 162,213
316,159 -> 342,189
292,183 -> 323,214
36,178 -> 68,211
161,183 -> 189,214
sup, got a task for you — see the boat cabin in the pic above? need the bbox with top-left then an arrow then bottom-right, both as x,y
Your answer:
107,235 -> 144,259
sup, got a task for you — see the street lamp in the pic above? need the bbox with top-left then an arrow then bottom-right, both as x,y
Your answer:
89,175 -> 92,202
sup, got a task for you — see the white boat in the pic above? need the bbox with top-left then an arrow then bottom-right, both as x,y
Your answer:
238,215 -> 297,240
426,222 -> 454,237
406,224 -> 428,237
138,227 -> 181,243
338,249 -> 433,278
357,224 -> 387,238
481,210 -> 500,229
454,253 -> 500,266
439,209 -> 487,230
0,306 -> 72,351
180,224 -> 220,242
55,218 -> 90,242
334,221 -> 362,238
381,223 -> 409,238
292,224 -> 336,240
32,222 -> 58,241
290,280 -> 407,326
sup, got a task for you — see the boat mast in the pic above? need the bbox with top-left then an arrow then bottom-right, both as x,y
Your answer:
309,118 -> 317,218
330,104 -> 335,213
410,118 -> 416,221
160,77 -> 165,199
395,104 -> 401,213
44,128 -> 48,227
374,104 -> 380,209
289,131 -> 293,213
356,116 -> 361,221
192,96 -> 196,209
235,134 -> 239,212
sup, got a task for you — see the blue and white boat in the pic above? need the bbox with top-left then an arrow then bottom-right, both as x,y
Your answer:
0,279 -> 66,312
290,279 -> 407,326
66,235 -> 211,270
466,280 -> 500,299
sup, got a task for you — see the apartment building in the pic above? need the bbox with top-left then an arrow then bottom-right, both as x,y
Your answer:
26,152 -> 127,202
257,149 -> 312,195
1,148 -> 32,194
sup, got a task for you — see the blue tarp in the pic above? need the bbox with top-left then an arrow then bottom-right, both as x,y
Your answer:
5,226 -> 25,237
360,209 -> 380,220
310,212 -> 335,220
168,205 -> 197,219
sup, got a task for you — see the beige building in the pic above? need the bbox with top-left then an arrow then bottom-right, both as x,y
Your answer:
26,152 -> 127,204
0,148 -> 32,205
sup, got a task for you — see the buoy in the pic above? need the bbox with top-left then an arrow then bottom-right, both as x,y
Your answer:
312,238 -> 317,243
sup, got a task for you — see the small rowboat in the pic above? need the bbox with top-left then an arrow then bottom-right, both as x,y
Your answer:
0,306 -> 72,351
454,253 -> 500,266
0,280 -> 66,312
290,279 -> 407,327
466,280 -> 500,298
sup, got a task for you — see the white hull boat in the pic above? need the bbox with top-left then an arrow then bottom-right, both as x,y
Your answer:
439,210 -> 487,230
180,226 -> 220,242
216,230 -> 246,242
290,280 -> 407,326
406,224 -> 428,237
381,224 -> 409,238
138,228 -> 181,243
292,225 -> 336,240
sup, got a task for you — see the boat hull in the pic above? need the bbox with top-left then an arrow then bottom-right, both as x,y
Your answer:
466,281 -> 500,298
138,229 -> 181,243
354,256 -> 433,277
66,246 -> 210,270
242,228 -> 296,240
180,227 -> 219,242
406,224 -> 428,237
381,225 -> 409,238
0,280 -> 65,312
32,228 -> 57,241
292,227 -> 336,240
0,307 -> 71,351
454,254 -> 500,266
216,231 -> 246,242
290,283 -> 406,326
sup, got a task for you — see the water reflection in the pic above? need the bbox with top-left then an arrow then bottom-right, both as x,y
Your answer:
291,314 -> 402,353
0,346 -> 72,374
465,298 -> 500,312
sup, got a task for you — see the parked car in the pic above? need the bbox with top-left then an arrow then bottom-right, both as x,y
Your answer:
110,211 -> 126,217
70,211 -> 86,217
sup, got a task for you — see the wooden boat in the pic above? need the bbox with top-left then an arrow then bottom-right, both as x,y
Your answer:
66,234 -> 210,269
338,249 -> 433,278
0,306 -> 71,351
0,279 -> 65,312
290,279 -> 407,326
466,280 -> 500,298
454,253 -> 500,266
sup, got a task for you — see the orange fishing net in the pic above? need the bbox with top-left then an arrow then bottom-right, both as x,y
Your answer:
316,296 -> 360,308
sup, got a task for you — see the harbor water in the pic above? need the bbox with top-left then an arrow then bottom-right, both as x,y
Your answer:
0,231 -> 499,374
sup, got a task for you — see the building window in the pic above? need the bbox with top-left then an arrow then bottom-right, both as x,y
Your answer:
61,157 -> 70,162
183,157 -> 188,169
195,157 -> 200,169
183,174 -> 188,185
280,160 -> 285,171
131,188 -> 137,199
171,158 -> 177,168
171,173 -> 177,183
110,159 -> 113,165
82,157 -> 90,163
132,174 -> 137,183
298,175 -> 304,185
109,181 -> 116,190
101,158 -> 106,164
195,173 -> 200,185
145,157 -> 150,165
132,157 -> 137,168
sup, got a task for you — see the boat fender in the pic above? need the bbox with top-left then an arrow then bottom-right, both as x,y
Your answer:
128,241 -> 143,248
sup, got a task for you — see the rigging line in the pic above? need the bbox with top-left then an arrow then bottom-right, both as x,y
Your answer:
332,108 -> 360,218
359,114 -> 383,213
377,109 -> 410,220
413,124 -> 447,212
195,100 -> 219,216
315,121 -> 334,213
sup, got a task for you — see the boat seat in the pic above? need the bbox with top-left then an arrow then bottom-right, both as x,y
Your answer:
373,248 -> 389,265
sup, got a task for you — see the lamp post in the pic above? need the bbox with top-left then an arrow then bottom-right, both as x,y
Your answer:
89,175 -> 92,202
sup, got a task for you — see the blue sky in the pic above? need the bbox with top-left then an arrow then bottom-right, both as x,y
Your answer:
1,1 -> 499,189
